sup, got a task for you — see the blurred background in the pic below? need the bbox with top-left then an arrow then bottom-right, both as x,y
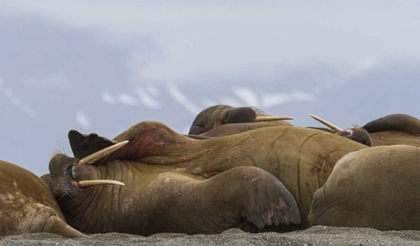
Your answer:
1,1 -> 420,175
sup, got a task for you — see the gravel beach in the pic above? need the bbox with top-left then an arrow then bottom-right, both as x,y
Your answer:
2,226 -> 420,246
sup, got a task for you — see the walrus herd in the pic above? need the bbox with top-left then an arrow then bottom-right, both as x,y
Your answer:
2,104 -> 420,237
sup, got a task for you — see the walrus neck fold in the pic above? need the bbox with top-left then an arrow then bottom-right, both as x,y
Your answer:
103,121 -> 192,163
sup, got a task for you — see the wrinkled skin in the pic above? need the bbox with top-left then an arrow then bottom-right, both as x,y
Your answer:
189,105 -> 372,145
362,114 -> 420,146
200,119 -> 373,147
188,105 -> 292,136
200,122 -> 288,137
309,145 -> 420,230
44,122 -> 366,235
0,160 -> 84,237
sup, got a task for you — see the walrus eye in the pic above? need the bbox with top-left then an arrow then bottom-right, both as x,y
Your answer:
337,129 -> 353,137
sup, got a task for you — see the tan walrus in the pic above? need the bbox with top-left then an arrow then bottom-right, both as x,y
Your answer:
309,145 -> 420,230
0,160 -> 85,237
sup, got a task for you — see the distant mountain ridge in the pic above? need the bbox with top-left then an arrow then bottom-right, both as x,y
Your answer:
1,66 -> 419,177
1,15 -> 420,176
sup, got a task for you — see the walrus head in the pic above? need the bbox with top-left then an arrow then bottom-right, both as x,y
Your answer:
310,114 -> 373,147
336,125 -> 372,147
47,141 -> 127,199
46,121 -> 194,200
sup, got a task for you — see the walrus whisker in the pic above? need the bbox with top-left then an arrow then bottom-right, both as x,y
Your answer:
255,116 -> 293,122
78,180 -> 125,187
310,114 -> 343,132
57,191 -> 72,202
79,140 -> 129,165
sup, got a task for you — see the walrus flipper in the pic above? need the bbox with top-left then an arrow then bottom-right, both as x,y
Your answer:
68,130 -> 117,159
156,166 -> 301,234
241,169 -> 301,229
202,166 -> 301,231
363,114 -> 420,134
44,213 -> 86,238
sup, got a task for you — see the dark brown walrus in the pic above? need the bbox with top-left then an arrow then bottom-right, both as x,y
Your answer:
188,104 -> 293,136
0,160 -> 85,237
310,114 -> 372,146
42,121 -> 367,235
310,113 -> 420,147
308,145 -> 420,230
363,114 -> 420,146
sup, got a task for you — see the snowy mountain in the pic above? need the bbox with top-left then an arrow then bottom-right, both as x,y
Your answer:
2,64 -> 420,176
1,12 -> 420,176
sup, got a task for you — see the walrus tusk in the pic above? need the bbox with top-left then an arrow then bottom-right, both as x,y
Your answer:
79,140 -> 129,165
78,180 -> 125,187
310,114 -> 343,132
255,116 -> 294,122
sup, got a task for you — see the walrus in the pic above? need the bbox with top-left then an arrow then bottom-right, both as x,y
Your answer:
310,114 -> 372,146
0,160 -> 85,237
42,121 -> 367,235
310,113 -> 420,147
308,145 -> 420,230
188,104 -> 293,136
363,114 -> 420,146
189,105 -> 367,140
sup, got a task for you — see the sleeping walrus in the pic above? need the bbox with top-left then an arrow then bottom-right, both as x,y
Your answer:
309,145 -> 420,230
0,160 -> 85,237
42,121 -> 367,235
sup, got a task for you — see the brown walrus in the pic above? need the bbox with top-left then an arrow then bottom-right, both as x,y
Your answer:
42,121 -> 367,235
188,104 -> 293,136
310,113 -> 420,147
0,160 -> 85,237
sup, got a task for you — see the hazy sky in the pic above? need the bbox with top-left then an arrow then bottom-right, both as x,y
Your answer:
3,1 -> 420,84
1,1 -> 420,175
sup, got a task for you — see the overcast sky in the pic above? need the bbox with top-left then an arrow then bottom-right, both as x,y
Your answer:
1,1 -> 420,175
3,1 -> 420,84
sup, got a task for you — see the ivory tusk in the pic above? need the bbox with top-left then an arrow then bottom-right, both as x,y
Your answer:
255,116 -> 294,122
78,179 -> 125,187
79,140 -> 129,165
310,114 -> 343,132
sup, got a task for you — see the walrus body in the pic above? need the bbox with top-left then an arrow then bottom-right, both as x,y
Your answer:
0,160 -> 84,237
309,145 -> 420,230
45,122 -> 367,235
368,131 -> 420,146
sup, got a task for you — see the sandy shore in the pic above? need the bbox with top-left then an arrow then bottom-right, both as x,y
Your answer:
2,226 -> 420,246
